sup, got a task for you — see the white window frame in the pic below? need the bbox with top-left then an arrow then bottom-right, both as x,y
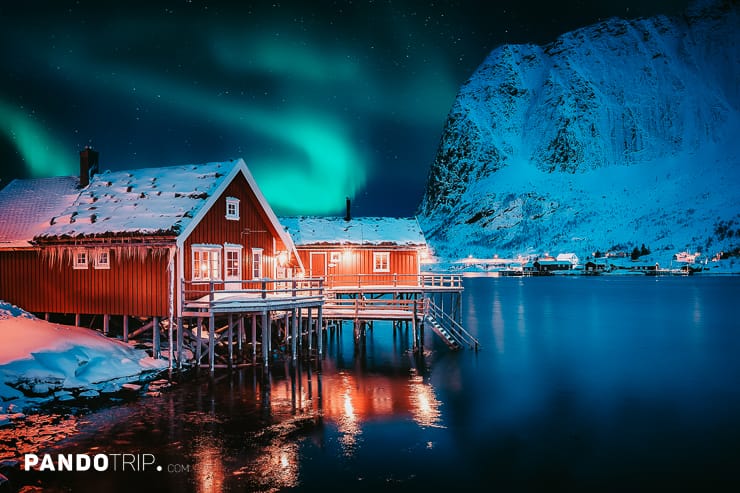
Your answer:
225,197 -> 240,220
251,248 -> 263,279
192,245 -> 222,281
224,244 -> 243,281
94,249 -> 110,270
373,251 -> 390,273
73,249 -> 88,270
329,251 -> 342,264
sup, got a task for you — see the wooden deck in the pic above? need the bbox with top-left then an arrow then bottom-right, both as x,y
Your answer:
320,297 -> 426,321
181,278 -> 324,317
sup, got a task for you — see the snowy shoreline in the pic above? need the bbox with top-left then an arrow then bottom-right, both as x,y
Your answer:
0,301 -> 168,414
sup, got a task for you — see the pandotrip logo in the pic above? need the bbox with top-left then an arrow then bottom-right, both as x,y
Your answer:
24,453 -> 192,473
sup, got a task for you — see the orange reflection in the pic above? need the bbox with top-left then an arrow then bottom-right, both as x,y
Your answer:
408,369 -> 444,428
193,435 -> 226,493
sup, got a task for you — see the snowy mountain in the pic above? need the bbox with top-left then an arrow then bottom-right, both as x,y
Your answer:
418,1 -> 740,260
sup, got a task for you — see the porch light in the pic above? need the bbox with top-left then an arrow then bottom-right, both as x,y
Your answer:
277,251 -> 289,266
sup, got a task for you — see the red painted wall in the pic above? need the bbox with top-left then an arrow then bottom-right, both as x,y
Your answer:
295,246 -> 420,286
0,247 -> 171,317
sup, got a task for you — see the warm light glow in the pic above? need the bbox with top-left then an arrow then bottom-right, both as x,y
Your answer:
193,436 -> 226,493
336,374 -> 361,456
408,370 -> 444,428
277,251 -> 289,266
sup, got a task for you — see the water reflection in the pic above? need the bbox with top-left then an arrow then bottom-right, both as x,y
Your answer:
408,369 -> 444,428
192,435 -> 225,493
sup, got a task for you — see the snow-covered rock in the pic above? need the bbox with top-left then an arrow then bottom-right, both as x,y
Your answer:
419,1 -> 740,259
0,301 -> 167,410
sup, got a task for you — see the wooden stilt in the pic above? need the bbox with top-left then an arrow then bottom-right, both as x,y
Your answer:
177,318 -> 183,368
262,311 -> 269,367
252,315 -> 258,361
153,316 -> 161,358
208,313 -> 215,372
227,314 -> 234,366
307,307 -> 313,352
291,308 -> 298,363
123,315 -> 129,343
196,317 -> 202,363
75,313 -> 81,327
44,313 -> 50,321
298,310 -> 303,352
317,306 -> 323,357
238,317 -> 244,353
284,312 -> 290,346
103,314 -> 110,335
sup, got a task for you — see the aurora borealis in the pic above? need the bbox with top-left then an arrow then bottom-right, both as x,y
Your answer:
0,0 -> 690,215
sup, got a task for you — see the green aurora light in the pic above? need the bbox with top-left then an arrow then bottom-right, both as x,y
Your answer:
0,99 -> 76,179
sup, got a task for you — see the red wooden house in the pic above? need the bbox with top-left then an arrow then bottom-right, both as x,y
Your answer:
0,149 -> 303,325
279,215 -> 429,288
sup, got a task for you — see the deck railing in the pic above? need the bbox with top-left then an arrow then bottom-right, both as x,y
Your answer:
323,296 -> 427,318
325,273 -> 463,290
182,278 -> 324,312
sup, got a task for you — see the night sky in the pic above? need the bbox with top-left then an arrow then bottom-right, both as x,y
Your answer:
0,0 -> 690,216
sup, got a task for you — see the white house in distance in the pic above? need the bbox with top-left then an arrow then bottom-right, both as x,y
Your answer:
556,253 -> 580,266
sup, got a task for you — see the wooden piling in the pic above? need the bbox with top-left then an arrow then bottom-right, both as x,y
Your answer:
317,306 -> 323,357
252,315 -> 258,361
103,314 -> 109,335
227,313 -> 234,365
262,311 -> 269,367
196,317 -> 202,363
208,313 -> 215,372
123,315 -> 129,343
291,308 -> 298,363
176,317 -> 183,368
153,316 -> 160,358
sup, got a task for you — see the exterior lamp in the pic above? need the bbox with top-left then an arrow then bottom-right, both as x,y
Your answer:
277,251 -> 289,266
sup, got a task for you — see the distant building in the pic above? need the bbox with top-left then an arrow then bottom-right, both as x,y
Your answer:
555,253 -> 579,266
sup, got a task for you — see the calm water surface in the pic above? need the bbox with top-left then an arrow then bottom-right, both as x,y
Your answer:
34,277 -> 740,491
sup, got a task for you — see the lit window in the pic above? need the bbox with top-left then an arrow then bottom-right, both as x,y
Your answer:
73,250 -> 88,270
225,197 -> 240,220
330,251 -> 342,264
94,249 -> 110,270
224,245 -> 242,280
193,247 -> 221,280
373,252 -> 390,273
252,248 -> 263,279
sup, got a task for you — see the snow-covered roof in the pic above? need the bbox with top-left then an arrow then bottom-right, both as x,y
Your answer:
37,160 -> 238,239
0,176 -> 80,248
280,216 -> 427,247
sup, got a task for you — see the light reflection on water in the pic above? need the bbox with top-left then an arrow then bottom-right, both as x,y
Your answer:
14,277 -> 740,491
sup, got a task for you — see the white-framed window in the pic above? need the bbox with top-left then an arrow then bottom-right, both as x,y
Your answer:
225,197 -> 240,220
94,249 -> 110,270
224,244 -> 243,281
329,251 -> 342,264
373,251 -> 390,273
251,248 -> 263,279
73,249 -> 88,270
192,246 -> 222,280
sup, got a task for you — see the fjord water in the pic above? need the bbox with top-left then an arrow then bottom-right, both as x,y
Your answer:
39,276 -> 740,491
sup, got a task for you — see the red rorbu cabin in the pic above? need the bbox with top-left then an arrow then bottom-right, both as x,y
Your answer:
0,150 -> 303,324
278,216 -> 429,288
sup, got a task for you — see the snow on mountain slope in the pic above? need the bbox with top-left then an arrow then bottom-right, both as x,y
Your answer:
419,1 -> 740,259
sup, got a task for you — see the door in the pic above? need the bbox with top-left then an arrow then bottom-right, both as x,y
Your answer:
224,245 -> 243,291
309,252 -> 327,279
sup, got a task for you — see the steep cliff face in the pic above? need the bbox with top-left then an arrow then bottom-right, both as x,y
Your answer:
419,1 -> 740,259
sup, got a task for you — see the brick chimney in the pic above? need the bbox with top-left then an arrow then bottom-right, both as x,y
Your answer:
79,147 -> 99,187
344,196 -> 351,221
